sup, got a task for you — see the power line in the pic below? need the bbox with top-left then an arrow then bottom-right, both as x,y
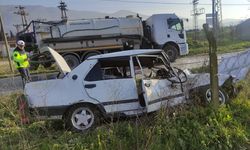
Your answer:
14,5 -> 29,29
100,0 -> 192,5
99,0 -> 250,6
192,0 -> 204,41
58,1 -> 68,21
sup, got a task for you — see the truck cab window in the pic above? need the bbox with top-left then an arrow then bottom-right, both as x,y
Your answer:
167,18 -> 183,31
85,58 -> 131,81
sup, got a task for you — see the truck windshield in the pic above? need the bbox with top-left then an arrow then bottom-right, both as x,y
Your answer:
167,18 -> 183,31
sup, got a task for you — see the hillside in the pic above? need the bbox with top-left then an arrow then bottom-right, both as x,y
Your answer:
0,5 -> 148,34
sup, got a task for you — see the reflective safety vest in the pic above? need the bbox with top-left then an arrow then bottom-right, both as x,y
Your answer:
13,49 -> 30,69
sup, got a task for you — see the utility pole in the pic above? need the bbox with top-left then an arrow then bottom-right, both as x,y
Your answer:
13,24 -> 22,33
209,0 -> 219,108
58,1 -> 68,21
0,16 -> 14,73
191,0 -> 205,41
212,0 -> 222,35
14,6 -> 29,29
217,0 -> 222,29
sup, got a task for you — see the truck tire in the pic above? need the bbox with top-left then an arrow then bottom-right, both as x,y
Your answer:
63,54 -> 80,69
163,45 -> 178,62
65,104 -> 100,132
29,63 -> 39,70
41,52 -> 53,68
42,62 -> 52,68
84,52 -> 101,60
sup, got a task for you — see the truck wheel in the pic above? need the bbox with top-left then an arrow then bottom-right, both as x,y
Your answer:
65,104 -> 100,132
163,45 -> 178,62
63,55 -> 80,69
41,52 -> 53,68
29,57 -> 40,70
42,62 -> 52,68
29,63 -> 39,70
84,52 -> 101,60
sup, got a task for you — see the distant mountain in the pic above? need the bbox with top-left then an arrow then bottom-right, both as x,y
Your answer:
184,18 -> 244,30
223,19 -> 243,26
0,5 -> 148,35
0,5 -> 244,35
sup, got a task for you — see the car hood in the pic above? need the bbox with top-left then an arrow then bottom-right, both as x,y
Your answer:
40,47 -> 71,75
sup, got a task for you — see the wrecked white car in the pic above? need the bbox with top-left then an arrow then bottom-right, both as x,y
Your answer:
20,47 -> 249,132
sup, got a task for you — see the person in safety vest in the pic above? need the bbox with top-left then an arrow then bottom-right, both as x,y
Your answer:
13,40 -> 31,82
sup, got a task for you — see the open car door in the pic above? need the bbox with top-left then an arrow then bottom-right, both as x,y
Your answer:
133,55 -> 186,113
142,79 -> 185,113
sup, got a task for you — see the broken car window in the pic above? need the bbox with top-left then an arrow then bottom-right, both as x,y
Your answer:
133,55 -> 167,79
85,57 -> 131,81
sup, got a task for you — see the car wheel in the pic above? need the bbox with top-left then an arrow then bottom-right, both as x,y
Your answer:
65,104 -> 100,132
204,88 -> 229,105
163,45 -> 178,62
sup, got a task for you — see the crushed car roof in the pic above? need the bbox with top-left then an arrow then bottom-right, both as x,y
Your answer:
87,49 -> 162,60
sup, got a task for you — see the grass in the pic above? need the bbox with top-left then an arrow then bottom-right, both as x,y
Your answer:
188,40 -> 250,56
187,26 -> 250,56
0,74 -> 249,149
0,62 -> 57,78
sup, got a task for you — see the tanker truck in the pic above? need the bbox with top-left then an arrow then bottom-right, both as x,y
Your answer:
17,14 -> 188,69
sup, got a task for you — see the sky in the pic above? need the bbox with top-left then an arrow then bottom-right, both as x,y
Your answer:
0,0 -> 250,20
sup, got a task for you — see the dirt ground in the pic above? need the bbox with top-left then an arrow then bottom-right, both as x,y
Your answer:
0,58 -> 13,74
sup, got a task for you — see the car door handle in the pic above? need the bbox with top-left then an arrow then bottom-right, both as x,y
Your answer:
85,84 -> 96,89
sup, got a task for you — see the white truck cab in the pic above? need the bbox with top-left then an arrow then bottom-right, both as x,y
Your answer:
146,14 -> 188,58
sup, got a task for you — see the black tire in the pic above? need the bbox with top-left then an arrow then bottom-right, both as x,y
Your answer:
29,63 -> 39,70
29,55 -> 40,70
65,104 -> 100,132
163,45 -> 178,62
63,54 -> 80,69
202,87 -> 229,105
84,52 -> 101,60
42,62 -> 52,68
41,52 -> 53,68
